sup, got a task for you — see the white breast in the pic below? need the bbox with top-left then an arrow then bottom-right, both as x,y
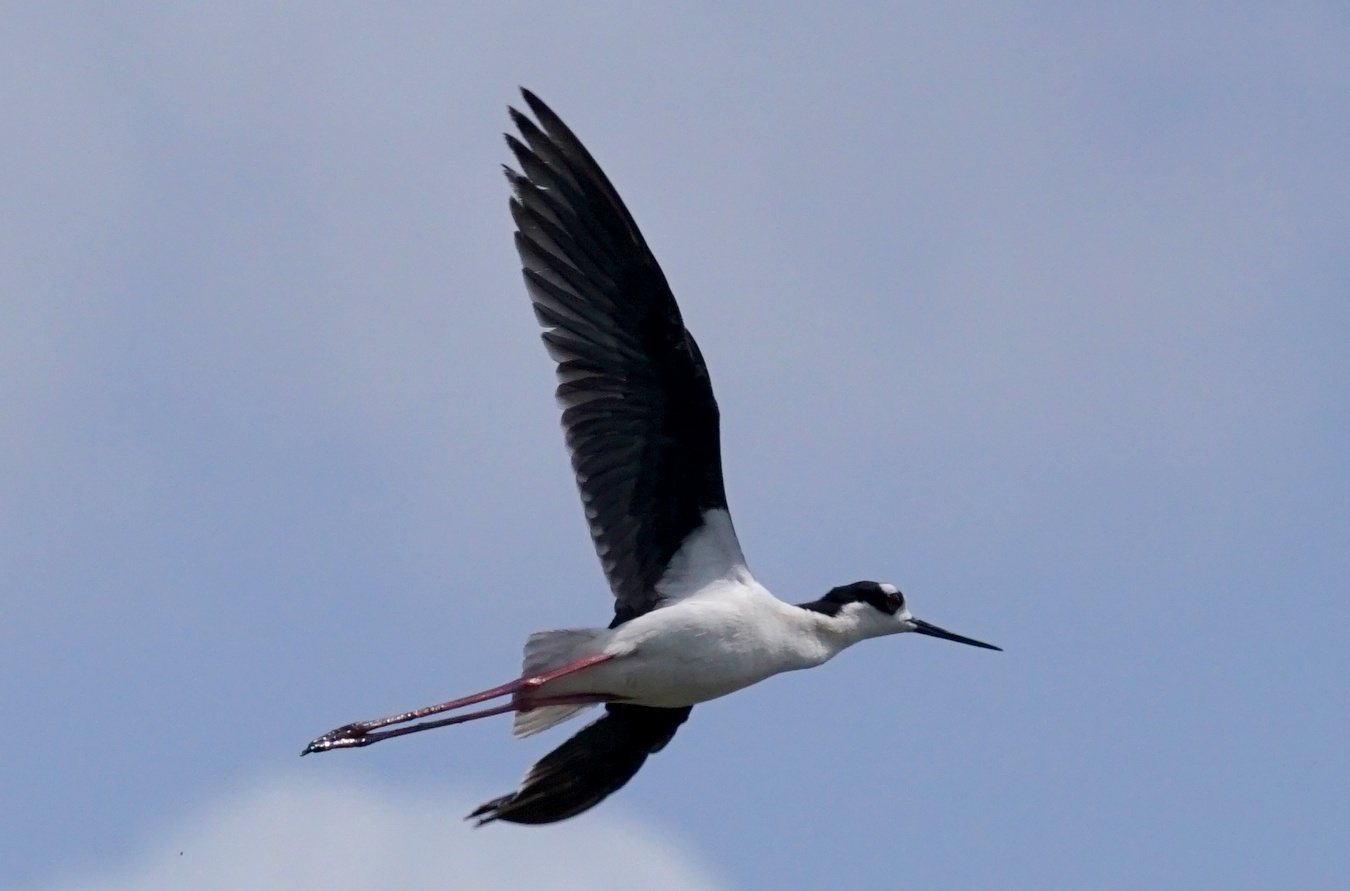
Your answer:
581,579 -> 836,707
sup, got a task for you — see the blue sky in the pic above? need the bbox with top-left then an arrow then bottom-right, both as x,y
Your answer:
5,4 -> 1348,890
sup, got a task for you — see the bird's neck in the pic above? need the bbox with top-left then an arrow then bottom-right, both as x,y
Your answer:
766,601 -> 881,668
792,600 -> 897,658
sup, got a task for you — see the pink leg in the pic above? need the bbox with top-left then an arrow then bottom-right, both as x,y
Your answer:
305,693 -> 618,751
303,653 -> 616,755
513,652 -> 614,698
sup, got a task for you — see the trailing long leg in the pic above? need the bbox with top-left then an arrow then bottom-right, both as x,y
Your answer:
302,653 -> 615,754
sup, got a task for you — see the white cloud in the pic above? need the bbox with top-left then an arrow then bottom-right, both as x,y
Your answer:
33,777 -> 728,891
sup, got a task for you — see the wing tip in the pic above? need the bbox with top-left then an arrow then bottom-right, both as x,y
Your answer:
518,86 -> 546,119
465,796 -> 509,827
468,704 -> 692,826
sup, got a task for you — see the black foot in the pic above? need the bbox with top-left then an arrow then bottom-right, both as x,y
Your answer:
301,722 -> 372,755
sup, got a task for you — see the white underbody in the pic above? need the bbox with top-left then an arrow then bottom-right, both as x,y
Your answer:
538,578 -> 838,707
514,509 -> 906,735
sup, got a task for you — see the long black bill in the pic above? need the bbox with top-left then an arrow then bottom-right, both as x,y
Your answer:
911,618 -> 1002,651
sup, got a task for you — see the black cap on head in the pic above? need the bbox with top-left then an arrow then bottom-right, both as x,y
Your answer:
799,581 -> 904,617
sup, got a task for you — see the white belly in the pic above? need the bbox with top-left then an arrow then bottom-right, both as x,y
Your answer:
541,586 -> 832,708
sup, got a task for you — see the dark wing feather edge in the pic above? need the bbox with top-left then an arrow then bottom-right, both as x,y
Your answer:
506,89 -> 727,624
468,704 -> 692,825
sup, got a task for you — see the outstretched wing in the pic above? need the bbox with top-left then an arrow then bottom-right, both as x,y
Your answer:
468,703 -> 692,825
506,90 -> 733,625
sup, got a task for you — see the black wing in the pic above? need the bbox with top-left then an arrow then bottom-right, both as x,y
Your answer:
506,89 -> 728,625
468,703 -> 692,825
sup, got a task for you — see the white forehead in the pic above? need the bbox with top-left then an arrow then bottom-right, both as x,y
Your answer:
879,583 -> 899,595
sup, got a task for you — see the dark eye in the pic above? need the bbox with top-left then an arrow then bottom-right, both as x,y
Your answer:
886,591 -> 902,611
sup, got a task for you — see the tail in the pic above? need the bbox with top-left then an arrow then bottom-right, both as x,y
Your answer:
513,628 -> 608,738
469,704 -> 693,825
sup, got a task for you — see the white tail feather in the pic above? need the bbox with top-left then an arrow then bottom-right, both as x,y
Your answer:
521,628 -> 607,676
512,702 -> 597,738
512,628 -> 609,738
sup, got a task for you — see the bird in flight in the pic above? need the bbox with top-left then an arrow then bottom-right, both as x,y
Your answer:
304,89 -> 1000,825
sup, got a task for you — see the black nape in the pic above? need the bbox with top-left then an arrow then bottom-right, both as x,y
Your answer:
797,581 -> 904,617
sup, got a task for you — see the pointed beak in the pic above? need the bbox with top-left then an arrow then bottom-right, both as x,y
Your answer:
910,618 -> 1002,651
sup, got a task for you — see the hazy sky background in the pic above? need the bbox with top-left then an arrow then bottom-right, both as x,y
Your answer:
5,4 -> 1348,890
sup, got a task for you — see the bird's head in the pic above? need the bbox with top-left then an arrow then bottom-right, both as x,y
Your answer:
804,581 -> 1001,651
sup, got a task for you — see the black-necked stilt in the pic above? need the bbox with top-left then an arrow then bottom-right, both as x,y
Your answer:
304,89 -> 1000,825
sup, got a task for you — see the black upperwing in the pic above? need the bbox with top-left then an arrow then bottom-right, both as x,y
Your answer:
506,89 -> 727,626
469,703 -> 692,825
